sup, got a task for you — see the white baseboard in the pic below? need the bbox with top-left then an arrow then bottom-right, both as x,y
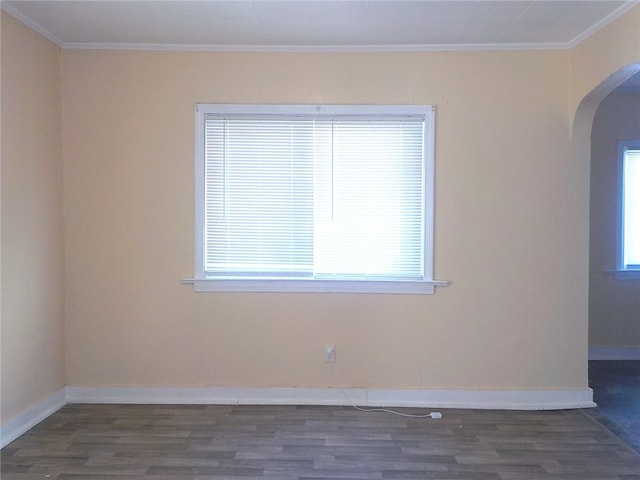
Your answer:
589,347 -> 640,360
0,386 -> 596,447
1,388 -> 67,448
66,386 -> 595,411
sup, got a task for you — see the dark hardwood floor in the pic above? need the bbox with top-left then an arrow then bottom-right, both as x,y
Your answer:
2,403 -> 640,479
588,360 -> 640,454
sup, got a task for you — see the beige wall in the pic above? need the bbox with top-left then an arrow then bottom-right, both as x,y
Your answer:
1,12 -> 65,423
571,5 -> 640,116
62,49 -> 588,390
2,4 -> 640,426
570,5 -> 640,353
589,92 -> 640,348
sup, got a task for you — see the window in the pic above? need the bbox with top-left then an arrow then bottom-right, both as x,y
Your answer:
192,104 -> 445,294
616,142 -> 640,279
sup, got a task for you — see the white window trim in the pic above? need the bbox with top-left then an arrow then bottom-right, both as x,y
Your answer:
187,104 -> 448,294
611,141 -> 640,280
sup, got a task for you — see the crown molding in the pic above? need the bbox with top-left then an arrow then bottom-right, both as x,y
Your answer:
0,2 -> 64,47
59,41 -> 570,53
567,0 -> 640,48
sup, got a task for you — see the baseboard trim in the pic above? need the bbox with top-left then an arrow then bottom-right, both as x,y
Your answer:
66,386 -> 595,411
1,389 -> 67,448
589,347 -> 640,360
0,386 -> 596,447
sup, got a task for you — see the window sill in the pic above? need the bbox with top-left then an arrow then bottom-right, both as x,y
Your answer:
606,269 -> 640,280
182,277 -> 449,294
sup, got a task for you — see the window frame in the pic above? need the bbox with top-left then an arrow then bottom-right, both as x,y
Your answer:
192,104 -> 445,294
614,141 -> 640,280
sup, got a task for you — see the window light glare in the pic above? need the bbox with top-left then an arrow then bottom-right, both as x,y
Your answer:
623,148 -> 640,268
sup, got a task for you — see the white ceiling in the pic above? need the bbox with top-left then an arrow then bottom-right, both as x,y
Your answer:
2,1 -> 638,52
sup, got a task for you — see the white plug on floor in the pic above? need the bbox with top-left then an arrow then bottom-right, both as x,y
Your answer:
430,412 -> 443,419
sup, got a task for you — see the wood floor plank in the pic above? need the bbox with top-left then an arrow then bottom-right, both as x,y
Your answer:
2,404 -> 639,479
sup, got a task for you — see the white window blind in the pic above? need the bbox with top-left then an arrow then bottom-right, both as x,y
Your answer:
204,118 -> 315,277
311,119 -> 424,279
193,104 -> 443,294
622,147 -> 640,268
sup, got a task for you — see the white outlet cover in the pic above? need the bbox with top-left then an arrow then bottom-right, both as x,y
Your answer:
325,346 -> 336,363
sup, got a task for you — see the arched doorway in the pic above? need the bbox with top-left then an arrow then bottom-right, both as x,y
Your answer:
573,63 -> 640,453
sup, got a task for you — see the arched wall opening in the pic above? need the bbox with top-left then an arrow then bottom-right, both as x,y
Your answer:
573,65 -> 640,163
570,63 -> 640,393
588,68 -> 640,360
573,64 -> 640,354
570,64 -> 639,370
577,65 -> 640,450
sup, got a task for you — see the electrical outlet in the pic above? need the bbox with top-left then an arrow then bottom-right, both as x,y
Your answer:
325,345 -> 336,363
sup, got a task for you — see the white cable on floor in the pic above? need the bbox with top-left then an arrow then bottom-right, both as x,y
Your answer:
341,390 -> 442,419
